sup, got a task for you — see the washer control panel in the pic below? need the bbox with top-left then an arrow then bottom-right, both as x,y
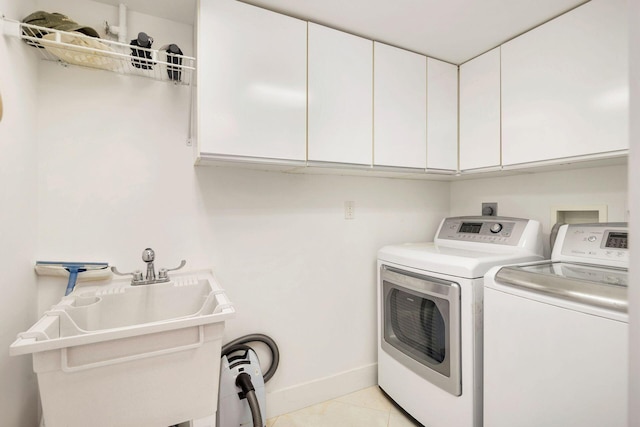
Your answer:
556,223 -> 628,266
436,216 -> 530,246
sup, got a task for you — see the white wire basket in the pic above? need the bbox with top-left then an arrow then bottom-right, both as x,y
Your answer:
4,19 -> 195,85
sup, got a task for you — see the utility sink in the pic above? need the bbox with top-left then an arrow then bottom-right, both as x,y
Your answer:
11,269 -> 234,354
62,277 -> 225,332
10,269 -> 235,427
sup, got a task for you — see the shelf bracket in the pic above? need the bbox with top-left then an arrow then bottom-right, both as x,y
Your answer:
2,16 -> 20,37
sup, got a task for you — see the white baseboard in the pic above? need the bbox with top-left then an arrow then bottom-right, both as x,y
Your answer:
265,363 -> 378,419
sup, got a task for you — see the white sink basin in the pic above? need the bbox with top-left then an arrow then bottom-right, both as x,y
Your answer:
65,280 -> 219,331
10,269 -> 235,355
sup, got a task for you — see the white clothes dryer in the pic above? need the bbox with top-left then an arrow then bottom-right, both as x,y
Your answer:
483,223 -> 629,427
377,216 -> 544,427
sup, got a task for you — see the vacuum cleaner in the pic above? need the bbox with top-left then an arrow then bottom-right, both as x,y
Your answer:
217,334 -> 280,427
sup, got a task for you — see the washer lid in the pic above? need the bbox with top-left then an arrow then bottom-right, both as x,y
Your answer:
378,243 -> 544,279
494,261 -> 628,314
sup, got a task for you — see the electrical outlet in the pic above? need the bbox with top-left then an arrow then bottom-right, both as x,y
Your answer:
482,202 -> 498,216
344,201 -> 355,220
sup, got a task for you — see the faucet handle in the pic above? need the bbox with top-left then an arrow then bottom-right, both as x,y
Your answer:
158,260 -> 186,280
111,266 -> 134,276
111,267 -> 144,283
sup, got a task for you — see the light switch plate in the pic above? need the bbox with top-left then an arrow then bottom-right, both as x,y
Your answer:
344,201 -> 355,220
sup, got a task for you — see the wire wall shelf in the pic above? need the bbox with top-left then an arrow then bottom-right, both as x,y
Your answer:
3,19 -> 196,86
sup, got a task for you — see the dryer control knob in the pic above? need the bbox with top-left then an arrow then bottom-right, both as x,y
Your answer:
490,223 -> 503,233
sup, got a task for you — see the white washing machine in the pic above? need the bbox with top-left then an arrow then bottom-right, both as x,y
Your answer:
483,223 -> 628,427
377,216 -> 544,427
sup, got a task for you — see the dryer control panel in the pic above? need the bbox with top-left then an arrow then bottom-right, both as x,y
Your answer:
436,216 -> 532,246
553,223 -> 628,268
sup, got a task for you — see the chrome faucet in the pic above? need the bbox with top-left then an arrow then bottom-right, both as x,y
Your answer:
142,248 -> 156,281
111,248 -> 186,286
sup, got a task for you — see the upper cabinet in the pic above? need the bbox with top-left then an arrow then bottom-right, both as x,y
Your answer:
459,47 -> 501,171
427,58 -> 458,171
195,0 -> 626,177
196,1 -> 458,174
501,0 -> 628,166
373,42 -> 427,169
308,23 -> 373,166
196,0 -> 307,163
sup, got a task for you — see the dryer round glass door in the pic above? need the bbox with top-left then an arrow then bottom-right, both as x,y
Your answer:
380,266 -> 461,396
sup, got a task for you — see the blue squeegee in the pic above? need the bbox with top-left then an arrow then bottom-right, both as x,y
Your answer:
35,261 -> 110,295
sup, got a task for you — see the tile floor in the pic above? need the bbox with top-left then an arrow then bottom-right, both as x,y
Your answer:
266,386 -> 422,427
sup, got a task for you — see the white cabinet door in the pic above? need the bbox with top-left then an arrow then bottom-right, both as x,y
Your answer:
501,0 -> 628,166
373,42 -> 427,169
427,58 -> 458,171
459,47 -> 501,171
197,0 -> 307,162
308,23 -> 373,165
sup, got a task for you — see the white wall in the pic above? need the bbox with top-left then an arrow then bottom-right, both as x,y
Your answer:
0,1 -> 39,426
31,0 -> 451,420
450,165 -> 629,256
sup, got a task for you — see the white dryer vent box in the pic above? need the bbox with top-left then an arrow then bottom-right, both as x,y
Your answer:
551,205 -> 607,225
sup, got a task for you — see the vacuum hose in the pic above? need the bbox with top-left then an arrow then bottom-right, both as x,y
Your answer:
221,334 -> 280,427
236,373 -> 263,427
